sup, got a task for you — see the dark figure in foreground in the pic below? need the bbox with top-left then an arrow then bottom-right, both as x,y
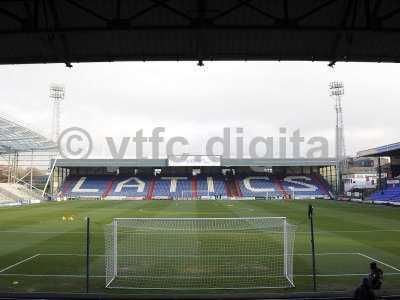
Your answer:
354,278 -> 376,300
369,262 -> 383,290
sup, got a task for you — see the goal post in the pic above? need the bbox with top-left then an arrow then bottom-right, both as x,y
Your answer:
105,217 -> 296,290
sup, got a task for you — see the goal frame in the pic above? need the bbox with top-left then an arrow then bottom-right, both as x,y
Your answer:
105,217 -> 295,290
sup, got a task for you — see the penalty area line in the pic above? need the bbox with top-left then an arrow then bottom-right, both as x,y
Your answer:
0,254 -> 40,273
0,273 -> 105,278
357,252 -> 400,273
295,272 -> 400,277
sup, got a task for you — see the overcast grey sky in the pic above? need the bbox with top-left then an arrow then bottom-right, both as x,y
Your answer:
0,61 -> 398,159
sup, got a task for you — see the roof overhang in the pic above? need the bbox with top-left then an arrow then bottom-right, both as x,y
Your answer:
55,158 -> 336,168
0,115 -> 56,154
357,142 -> 400,157
2,1 -> 400,65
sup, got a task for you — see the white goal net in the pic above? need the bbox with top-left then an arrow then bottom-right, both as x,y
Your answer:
105,217 -> 296,290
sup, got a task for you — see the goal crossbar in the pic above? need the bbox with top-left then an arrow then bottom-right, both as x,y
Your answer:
112,217 -> 287,220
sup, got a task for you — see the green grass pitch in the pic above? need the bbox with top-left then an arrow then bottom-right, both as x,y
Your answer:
0,199 -> 400,296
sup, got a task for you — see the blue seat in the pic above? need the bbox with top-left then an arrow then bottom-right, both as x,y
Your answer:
368,185 -> 400,202
60,174 -> 332,199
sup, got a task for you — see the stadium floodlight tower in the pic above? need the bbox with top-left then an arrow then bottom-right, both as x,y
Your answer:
50,83 -> 65,142
329,82 -> 346,197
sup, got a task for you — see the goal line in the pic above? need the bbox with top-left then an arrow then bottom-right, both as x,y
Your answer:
1,252 -> 399,283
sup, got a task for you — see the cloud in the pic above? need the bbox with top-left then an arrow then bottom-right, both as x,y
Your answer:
0,61 -> 399,158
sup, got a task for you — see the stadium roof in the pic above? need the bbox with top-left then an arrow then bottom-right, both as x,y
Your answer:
1,0 -> 400,65
357,142 -> 400,157
55,158 -> 336,168
0,115 -> 56,154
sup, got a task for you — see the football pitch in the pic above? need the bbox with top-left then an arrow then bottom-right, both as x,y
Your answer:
0,199 -> 400,296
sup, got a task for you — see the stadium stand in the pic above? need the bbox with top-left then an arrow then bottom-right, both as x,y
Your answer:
60,174 -> 331,200
0,183 -> 42,200
153,177 -> 192,199
0,183 -> 42,206
197,176 -> 228,198
368,184 -> 400,203
280,176 -> 330,199
238,176 -> 281,198
107,176 -> 149,199
62,176 -> 111,198
0,192 -> 15,207
358,142 -> 400,204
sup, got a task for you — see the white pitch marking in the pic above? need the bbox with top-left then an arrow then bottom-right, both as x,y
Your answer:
0,254 -> 40,273
295,252 -> 360,256
295,272 -> 400,277
0,272 -> 400,278
0,273 -> 400,278
36,252 -> 361,258
1,252 -> 398,280
357,252 -> 400,272
1,272 -> 400,278
1,229 -> 400,234
39,253 -> 103,257
296,229 -> 400,234
0,273 -> 105,278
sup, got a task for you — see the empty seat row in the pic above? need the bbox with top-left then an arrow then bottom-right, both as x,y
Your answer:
60,175 -> 331,199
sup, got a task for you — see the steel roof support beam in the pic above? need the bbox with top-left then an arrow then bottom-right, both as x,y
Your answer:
240,0 -> 280,22
0,7 -> 25,23
127,2 -> 164,22
283,0 -> 289,23
295,0 -> 340,22
211,0 -> 253,22
365,0 -> 371,27
2,0 -> 400,34
115,0 -> 121,19
3,24 -> 400,35
151,0 -> 193,21
65,0 -> 109,22
47,0 -> 72,67
379,5 -> 400,21
328,0 -> 356,66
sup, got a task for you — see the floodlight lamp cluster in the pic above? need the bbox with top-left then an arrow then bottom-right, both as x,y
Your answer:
329,81 -> 344,97
49,84 -> 65,100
